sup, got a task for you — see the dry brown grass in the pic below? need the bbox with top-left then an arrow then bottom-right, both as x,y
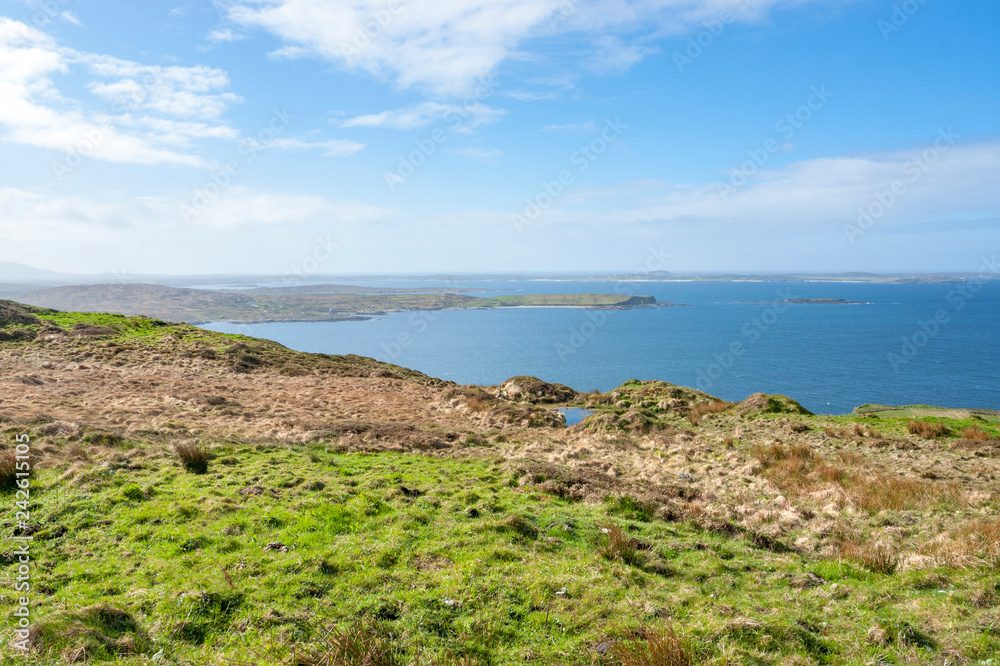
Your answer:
298,622 -> 401,666
753,443 -> 963,513
960,425 -> 993,441
907,419 -> 951,439
921,517 -> 1000,569
752,443 -> 844,495
607,626 -> 694,666
0,448 -> 18,491
174,443 -> 210,474
840,541 -> 898,574
464,396 -> 489,412
850,476 -> 964,514
686,401 -> 731,425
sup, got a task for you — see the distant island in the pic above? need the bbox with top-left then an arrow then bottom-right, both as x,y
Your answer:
12,283 -> 670,324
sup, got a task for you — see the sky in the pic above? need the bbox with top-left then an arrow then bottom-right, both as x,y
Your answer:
0,0 -> 998,276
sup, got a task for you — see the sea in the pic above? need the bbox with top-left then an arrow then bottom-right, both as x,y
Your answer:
201,279 -> 1000,415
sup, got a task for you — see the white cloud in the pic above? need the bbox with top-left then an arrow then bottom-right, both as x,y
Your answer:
225,0 -> 836,96
207,28 -> 247,42
453,147 -> 502,160
0,18 -> 241,167
539,121 -> 598,132
60,11 -> 81,26
0,186 -> 389,239
533,138 -> 1000,233
82,55 -> 243,119
340,101 -> 505,130
267,137 -> 365,157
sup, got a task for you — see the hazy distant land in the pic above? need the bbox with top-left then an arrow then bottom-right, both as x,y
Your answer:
14,283 -> 665,324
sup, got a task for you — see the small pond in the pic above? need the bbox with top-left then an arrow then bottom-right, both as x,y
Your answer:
557,408 -> 594,426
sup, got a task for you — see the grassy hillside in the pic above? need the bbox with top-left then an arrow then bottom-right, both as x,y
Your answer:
1,301 -> 999,665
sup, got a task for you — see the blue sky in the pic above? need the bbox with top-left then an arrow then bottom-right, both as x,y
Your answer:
0,0 -> 998,275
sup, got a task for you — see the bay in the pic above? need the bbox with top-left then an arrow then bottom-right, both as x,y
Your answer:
202,280 -> 999,415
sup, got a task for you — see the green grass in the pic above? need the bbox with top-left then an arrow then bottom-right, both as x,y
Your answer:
4,443 -> 998,664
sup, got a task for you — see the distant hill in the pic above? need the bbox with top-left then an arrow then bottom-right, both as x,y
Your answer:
0,261 -> 85,282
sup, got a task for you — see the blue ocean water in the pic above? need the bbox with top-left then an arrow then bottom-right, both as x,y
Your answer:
202,280 -> 1000,415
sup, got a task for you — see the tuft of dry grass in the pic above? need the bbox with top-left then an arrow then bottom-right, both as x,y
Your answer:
607,626 -> 694,666
907,419 -> 950,439
298,622 -> 401,666
174,443 -> 210,474
598,524 -> 646,567
960,425 -> 992,441
464,396 -> 489,412
0,448 -> 19,491
751,443 -> 844,495
686,401 -> 731,425
921,517 -> 1000,569
850,476 -> 964,514
840,541 -> 898,574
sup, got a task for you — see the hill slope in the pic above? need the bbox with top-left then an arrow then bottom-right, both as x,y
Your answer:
1,302 -> 998,664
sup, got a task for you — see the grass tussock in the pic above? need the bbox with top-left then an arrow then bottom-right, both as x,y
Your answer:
174,442 -> 210,474
607,626 -> 694,666
960,425 -> 993,441
0,448 -> 19,491
840,541 -> 898,574
299,622 -> 401,666
907,419 -> 951,439
598,524 -> 646,567
686,401 -> 731,425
